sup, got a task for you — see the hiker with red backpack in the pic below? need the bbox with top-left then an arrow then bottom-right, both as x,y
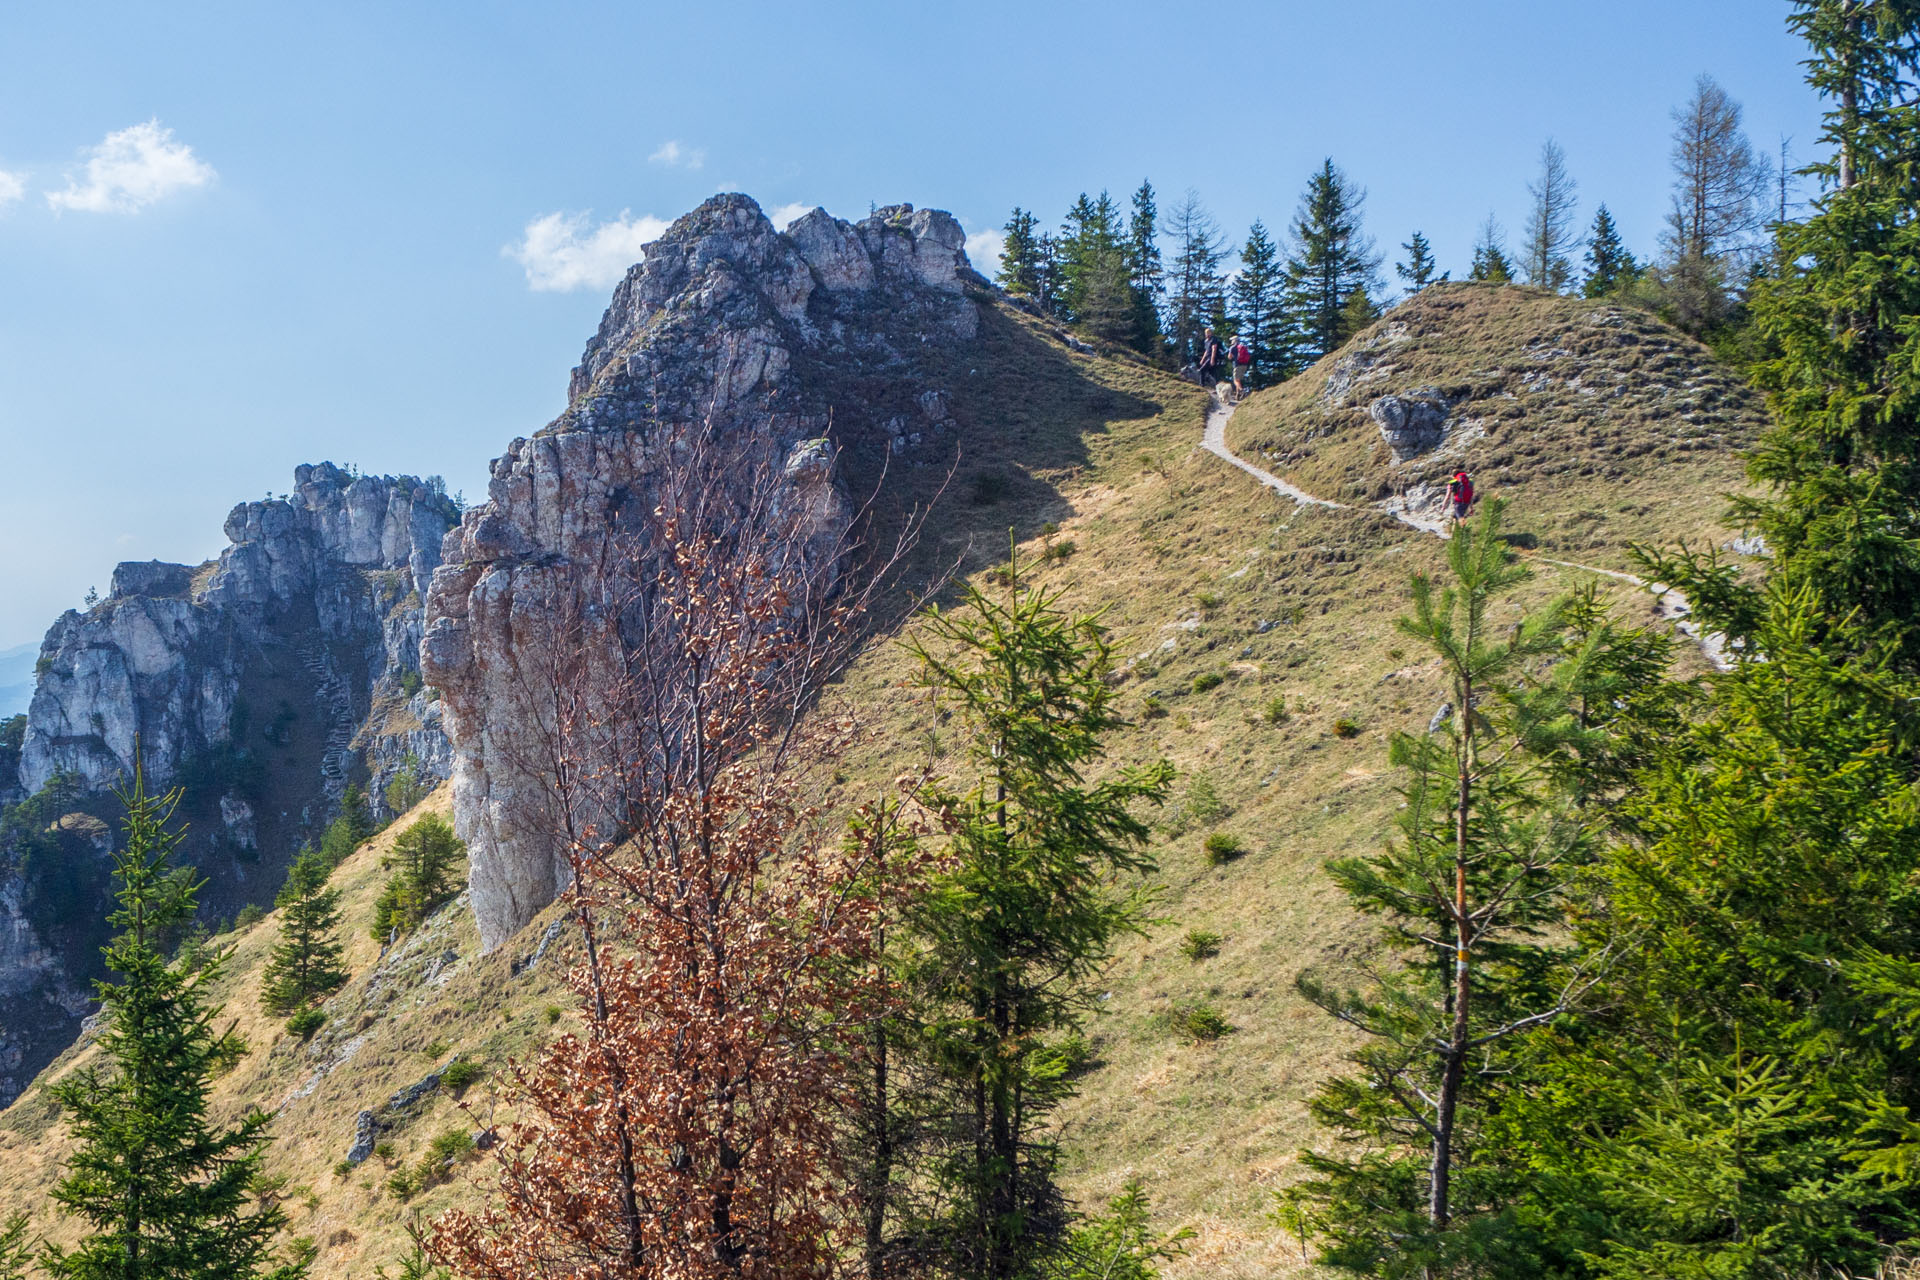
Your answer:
1447,469 -> 1475,525
1230,335 -> 1252,400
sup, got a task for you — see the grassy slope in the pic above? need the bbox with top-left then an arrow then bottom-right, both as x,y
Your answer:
0,287 -> 1759,1278
1226,281 -> 1760,567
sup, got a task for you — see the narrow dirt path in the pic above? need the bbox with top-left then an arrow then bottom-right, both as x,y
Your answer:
1198,388 -> 1731,670
1200,392 -> 1345,510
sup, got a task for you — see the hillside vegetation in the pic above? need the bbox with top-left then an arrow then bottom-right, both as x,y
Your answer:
0,286 -> 1759,1278
1226,282 -> 1761,566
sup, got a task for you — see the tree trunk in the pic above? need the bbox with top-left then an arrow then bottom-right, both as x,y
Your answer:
1841,1 -> 1861,190
864,1006 -> 891,1280
1430,674 -> 1475,1228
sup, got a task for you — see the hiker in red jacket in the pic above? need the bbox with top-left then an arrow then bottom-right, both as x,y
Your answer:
1447,470 -> 1475,525
1230,335 -> 1252,401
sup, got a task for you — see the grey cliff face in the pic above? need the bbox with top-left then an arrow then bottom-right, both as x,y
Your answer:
425,193 -> 981,951
1,464 -> 460,1106
20,463 -> 454,800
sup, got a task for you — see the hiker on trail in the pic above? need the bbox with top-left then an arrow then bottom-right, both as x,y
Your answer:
1198,327 -> 1223,387
1230,335 -> 1252,400
1447,469 -> 1475,525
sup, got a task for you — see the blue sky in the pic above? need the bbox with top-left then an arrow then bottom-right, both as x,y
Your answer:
0,0 -> 1821,647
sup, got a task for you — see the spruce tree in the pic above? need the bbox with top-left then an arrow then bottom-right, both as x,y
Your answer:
1125,180 -> 1165,354
1582,204 -> 1637,296
1468,214 -> 1514,283
1395,230 -> 1442,293
1338,287 -> 1379,341
0,1214 -> 28,1280
996,208 -> 1044,300
260,845 -> 348,1020
44,770 -> 304,1280
1657,0 -> 1920,674
1231,219 -> 1290,386
1486,591 -> 1920,1277
1281,159 -> 1384,361
905,557 -> 1173,1280
1057,191 -> 1136,344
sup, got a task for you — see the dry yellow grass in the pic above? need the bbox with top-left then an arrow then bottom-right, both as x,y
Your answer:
0,289 -> 1762,1277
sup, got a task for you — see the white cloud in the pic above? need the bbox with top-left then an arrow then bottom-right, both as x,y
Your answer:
648,140 -> 705,170
506,209 -> 667,292
767,201 -> 815,230
0,169 -> 23,208
965,227 -> 1005,274
46,120 -> 215,214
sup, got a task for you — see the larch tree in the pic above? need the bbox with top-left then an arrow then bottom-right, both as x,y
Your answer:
1282,159 -> 1384,360
1662,74 -> 1771,330
44,771 -> 305,1280
1163,189 -> 1227,364
1522,138 -> 1580,290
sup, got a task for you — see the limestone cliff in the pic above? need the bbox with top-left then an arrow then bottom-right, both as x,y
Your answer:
0,463 -> 459,1104
425,193 -> 981,950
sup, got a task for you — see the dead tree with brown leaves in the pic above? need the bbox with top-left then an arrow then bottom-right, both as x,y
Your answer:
431,424 -> 926,1280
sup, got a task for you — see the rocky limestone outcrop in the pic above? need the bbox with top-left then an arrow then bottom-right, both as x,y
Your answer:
1,464 -> 460,1105
20,463 -> 456,802
426,193 -> 981,950
1370,387 -> 1461,462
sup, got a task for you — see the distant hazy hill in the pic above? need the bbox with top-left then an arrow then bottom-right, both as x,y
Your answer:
0,642 -> 36,718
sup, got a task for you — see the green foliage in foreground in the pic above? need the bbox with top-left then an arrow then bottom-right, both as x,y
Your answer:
1041,1181 -> 1192,1280
0,1213 -> 30,1280
43,772 -> 305,1280
888,557 -> 1174,1280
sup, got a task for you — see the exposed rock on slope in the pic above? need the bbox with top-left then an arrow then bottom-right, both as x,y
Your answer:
425,193 -> 981,950
1,463 -> 459,1103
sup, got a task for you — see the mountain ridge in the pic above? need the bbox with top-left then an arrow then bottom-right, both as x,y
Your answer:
0,203 -> 1767,1278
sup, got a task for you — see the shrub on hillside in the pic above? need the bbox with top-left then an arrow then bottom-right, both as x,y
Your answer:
1203,832 -> 1248,865
1179,929 -> 1223,961
1167,1002 -> 1233,1042
442,1059 -> 483,1093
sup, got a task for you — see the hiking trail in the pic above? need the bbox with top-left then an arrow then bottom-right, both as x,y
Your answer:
1199,388 -> 1732,670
